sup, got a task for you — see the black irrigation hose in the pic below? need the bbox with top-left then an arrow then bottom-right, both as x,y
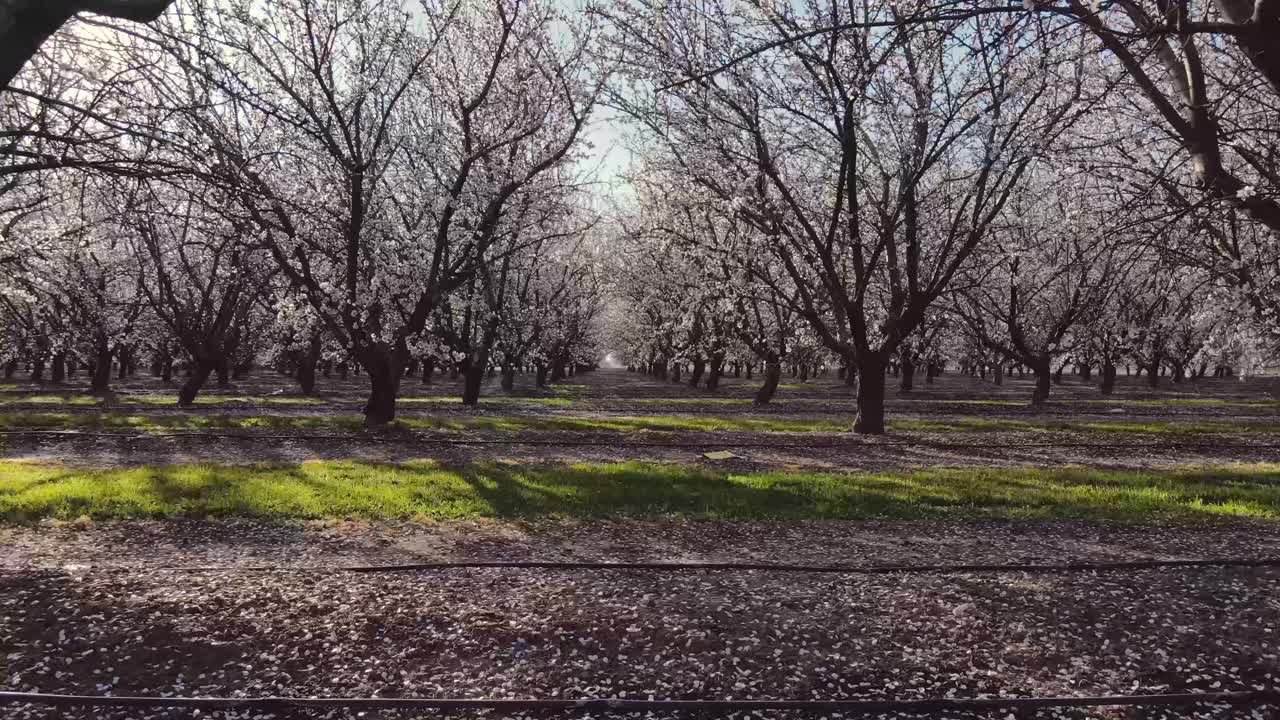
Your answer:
0,428 -> 1277,451
93,556 -> 1280,576
1,689 -> 1276,714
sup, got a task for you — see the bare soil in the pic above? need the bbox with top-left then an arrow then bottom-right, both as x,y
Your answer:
2,370 -> 1279,719
2,519 -> 1280,720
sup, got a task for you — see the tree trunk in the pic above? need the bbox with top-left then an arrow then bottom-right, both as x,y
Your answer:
670,363 -> 680,383
899,352 -> 915,393
500,366 -> 515,391
421,357 -> 435,385
993,364 -> 1003,385
1100,361 -> 1117,395
536,362 -> 549,387
4,359 -> 16,379
363,369 -> 399,425
1080,363 -> 1092,381
50,352 -> 66,384
925,362 -> 937,384
1146,356 -> 1161,388
31,356 -> 45,383
754,359 -> 782,405
160,355 -> 173,383
215,357 -> 230,388
853,353 -> 886,434
90,342 -> 113,395
462,362 -> 486,405
689,356 -> 705,387
361,351 -> 406,427
178,359 -> 214,406
1032,360 -> 1052,405
706,355 -> 724,390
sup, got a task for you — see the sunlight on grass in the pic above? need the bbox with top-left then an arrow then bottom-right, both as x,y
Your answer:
120,395 -> 327,406
398,396 -> 575,407
2,461 -> 1276,523
0,395 -> 101,406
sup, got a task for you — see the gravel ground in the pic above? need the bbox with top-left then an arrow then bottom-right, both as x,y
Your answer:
2,428 -> 1277,470
5,519 -> 1280,570
2,521 -> 1280,720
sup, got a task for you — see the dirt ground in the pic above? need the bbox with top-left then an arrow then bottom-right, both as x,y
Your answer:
2,369 -> 1279,719
2,519 -> 1280,720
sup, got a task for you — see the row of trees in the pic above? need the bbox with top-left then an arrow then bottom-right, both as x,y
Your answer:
2,0 -> 1277,433
2,0 -> 607,422
603,0 -> 1279,432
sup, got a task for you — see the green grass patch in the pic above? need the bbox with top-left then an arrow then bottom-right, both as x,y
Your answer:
398,396 -> 575,407
2,461 -> 1276,523
1076,398 -> 1280,408
120,395 -> 328,406
629,398 -> 761,406
0,395 -> 101,406
890,417 -> 1280,434
0,412 -> 366,432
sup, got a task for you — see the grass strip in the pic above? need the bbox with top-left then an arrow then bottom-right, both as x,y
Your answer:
2,461 -> 1277,523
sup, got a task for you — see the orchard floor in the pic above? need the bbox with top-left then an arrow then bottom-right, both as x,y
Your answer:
1,368 -> 1279,719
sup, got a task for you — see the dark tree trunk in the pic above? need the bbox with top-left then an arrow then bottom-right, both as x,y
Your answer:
50,352 -> 66,384
297,359 -> 317,395
1146,356 -> 1161,388
689,356 -> 705,387
853,353 -> 886,434
899,352 -> 915,393
1172,363 -> 1186,383
1080,363 -> 1092,381
4,359 -> 16,379
993,364 -> 1003,386
462,363 -> 485,405
754,360 -> 781,405
213,356 -> 230,388
160,355 -> 173,383
706,355 -> 724,390
421,357 -> 435,385
178,359 -> 214,406
745,363 -> 752,380
1032,360 -> 1052,405
536,363 -> 549,387
362,347 -> 406,426
31,356 -> 45,383
925,362 -> 937,384
843,352 -> 858,388
500,366 -> 515,391
90,343 -> 113,395
1100,361 -> 1117,395
669,363 -> 680,383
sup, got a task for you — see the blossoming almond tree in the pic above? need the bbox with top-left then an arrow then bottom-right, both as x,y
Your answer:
140,0 -> 606,424
606,0 -> 1092,432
